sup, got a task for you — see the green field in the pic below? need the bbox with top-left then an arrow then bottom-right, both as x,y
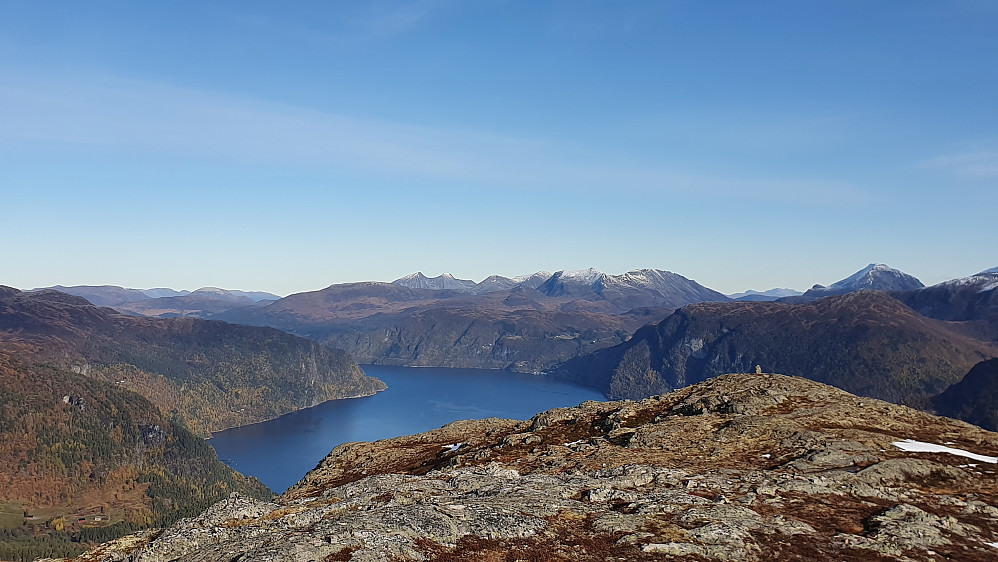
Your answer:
0,502 -> 24,529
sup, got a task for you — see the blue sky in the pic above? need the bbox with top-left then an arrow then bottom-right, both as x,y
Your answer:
1,1 -> 996,296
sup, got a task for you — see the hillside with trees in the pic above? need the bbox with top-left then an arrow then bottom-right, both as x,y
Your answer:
0,354 -> 273,561
0,288 -> 385,436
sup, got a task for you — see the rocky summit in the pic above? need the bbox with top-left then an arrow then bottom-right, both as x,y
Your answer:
65,373 -> 998,561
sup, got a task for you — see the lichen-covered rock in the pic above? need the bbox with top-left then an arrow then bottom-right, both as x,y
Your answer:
72,374 -> 998,561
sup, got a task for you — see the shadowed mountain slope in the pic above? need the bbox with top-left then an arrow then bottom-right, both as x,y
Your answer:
932,358 -> 998,431
552,291 -> 996,406
895,268 -> 998,343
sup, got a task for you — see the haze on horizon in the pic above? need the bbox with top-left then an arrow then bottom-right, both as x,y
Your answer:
1,1 -> 995,296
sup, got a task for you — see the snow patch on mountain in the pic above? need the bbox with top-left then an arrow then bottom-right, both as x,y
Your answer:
892,439 -> 997,464
934,270 -> 998,292
512,272 -> 551,284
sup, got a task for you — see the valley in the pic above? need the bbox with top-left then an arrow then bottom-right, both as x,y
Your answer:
8,4 -> 996,559
4,263 -> 998,561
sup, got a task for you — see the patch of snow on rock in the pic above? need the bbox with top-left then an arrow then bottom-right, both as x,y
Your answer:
892,439 -> 997,464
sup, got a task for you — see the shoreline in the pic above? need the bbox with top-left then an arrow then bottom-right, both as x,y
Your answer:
204,381 -> 387,438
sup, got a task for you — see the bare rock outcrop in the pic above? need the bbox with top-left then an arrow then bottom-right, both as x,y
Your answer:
68,373 -> 998,561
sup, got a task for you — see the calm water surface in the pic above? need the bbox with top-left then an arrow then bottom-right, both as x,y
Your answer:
209,365 -> 605,492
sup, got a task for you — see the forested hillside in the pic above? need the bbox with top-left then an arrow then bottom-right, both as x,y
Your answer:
0,354 -> 272,561
0,288 -> 385,435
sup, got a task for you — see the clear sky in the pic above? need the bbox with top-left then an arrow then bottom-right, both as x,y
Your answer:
1,1 -> 996,296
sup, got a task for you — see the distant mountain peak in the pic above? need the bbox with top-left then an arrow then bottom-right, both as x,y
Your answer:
182,287 -> 280,302
802,263 -> 923,299
392,272 -> 476,291
832,263 -> 907,288
512,271 -> 551,283
141,287 -> 191,298
193,286 -> 228,294
980,266 -> 998,274
559,267 -> 605,281
727,288 -> 803,301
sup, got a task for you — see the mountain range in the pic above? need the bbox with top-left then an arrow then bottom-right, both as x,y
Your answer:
33,264 -> 998,379
35,285 -> 280,319
216,268 -> 728,373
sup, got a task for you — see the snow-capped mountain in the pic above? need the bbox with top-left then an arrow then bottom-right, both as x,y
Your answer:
931,268 -> 998,293
727,288 -> 803,301
390,268 -> 728,309
537,268 -> 729,308
895,268 -> 998,326
392,272 -> 478,291
537,268 -> 605,296
393,271 -> 553,294
471,272 -> 551,294
801,264 -> 924,299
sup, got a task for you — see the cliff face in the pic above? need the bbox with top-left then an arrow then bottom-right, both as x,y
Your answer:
70,373 -> 998,561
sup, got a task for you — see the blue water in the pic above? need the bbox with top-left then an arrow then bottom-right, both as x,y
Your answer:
209,365 -> 606,493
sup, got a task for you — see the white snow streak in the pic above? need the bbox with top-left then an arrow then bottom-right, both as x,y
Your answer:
891,439 -> 997,464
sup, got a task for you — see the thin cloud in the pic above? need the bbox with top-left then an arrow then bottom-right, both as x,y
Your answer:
228,1 -> 441,48
348,1 -> 439,39
0,71 -> 870,206
926,150 -> 998,179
